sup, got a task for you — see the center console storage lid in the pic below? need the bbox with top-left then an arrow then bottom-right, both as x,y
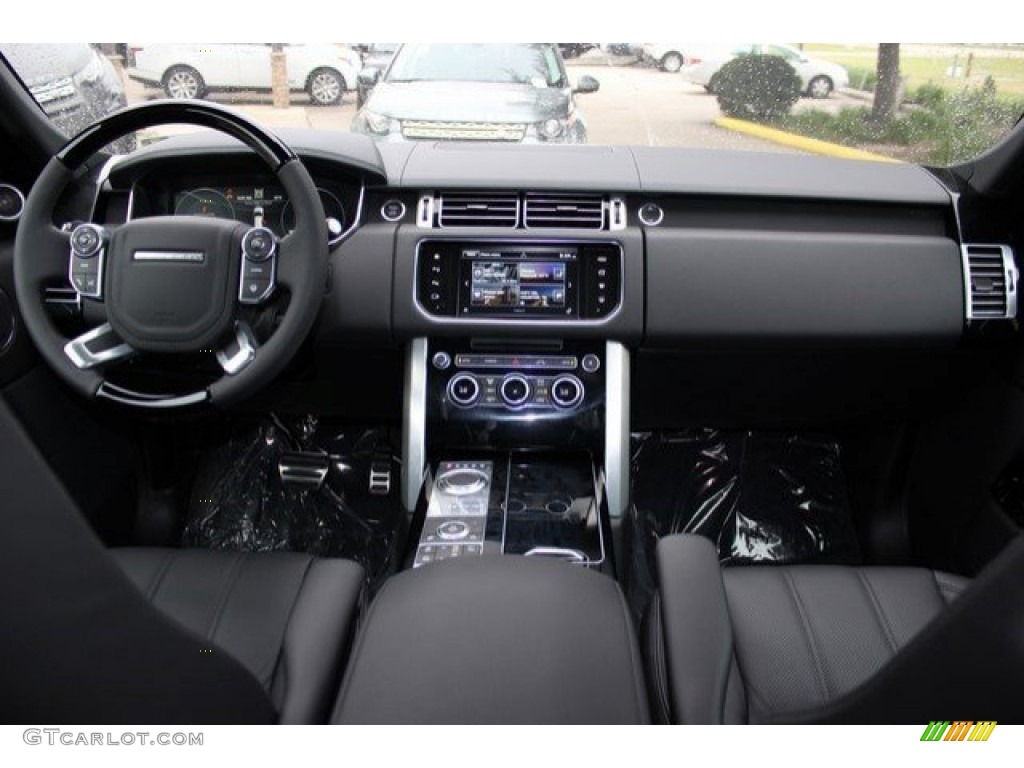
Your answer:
332,556 -> 649,724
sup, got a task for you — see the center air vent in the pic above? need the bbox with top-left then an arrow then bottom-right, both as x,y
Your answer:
438,193 -> 519,228
524,192 -> 605,229
962,244 -> 1018,320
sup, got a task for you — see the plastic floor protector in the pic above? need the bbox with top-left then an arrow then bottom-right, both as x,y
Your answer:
629,430 -> 861,621
182,417 -> 404,592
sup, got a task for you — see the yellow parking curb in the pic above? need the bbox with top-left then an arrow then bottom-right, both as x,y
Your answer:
715,116 -> 901,163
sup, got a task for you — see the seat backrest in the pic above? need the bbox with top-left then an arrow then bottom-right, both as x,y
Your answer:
0,400 -> 276,724
778,534 -> 1024,724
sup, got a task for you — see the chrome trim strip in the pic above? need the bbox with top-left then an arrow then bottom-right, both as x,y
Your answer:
132,250 -> 205,263
88,155 -> 121,222
524,546 -> 587,563
962,243 -> 1018,321
64,323 -> 133,369
604,340 -> 630,518
96,382 -> 208,409
416,194 -> 435,228
608,197 -> 627,231
0,183 -> 26,222
401,337 -> 429,511
413,237 -> 625,327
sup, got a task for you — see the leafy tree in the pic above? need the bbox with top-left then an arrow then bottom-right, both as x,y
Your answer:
715,55 -> 802,121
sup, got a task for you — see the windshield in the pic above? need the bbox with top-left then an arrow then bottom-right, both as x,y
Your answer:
386,44 -> 563,86
0,42 -> 1021,165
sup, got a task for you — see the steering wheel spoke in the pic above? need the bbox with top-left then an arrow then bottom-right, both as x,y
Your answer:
64,322 -> 134,370
215,321 -> 258,375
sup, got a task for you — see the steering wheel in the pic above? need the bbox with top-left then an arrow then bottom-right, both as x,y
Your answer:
13,101 -> 328,409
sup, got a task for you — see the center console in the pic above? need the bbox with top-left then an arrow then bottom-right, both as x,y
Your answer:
400,239 -> 632,575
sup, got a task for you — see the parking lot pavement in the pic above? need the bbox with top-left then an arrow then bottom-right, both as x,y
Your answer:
125,62 -> 859,154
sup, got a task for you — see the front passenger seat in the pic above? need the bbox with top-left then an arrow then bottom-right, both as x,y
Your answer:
0,402 -> 362,724
646,533 -> 1024,724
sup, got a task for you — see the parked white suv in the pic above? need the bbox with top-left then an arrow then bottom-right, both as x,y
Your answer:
126,43 -> 360,105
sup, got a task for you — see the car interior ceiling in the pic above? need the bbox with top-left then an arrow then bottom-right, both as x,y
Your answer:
0,51 -> 1022,725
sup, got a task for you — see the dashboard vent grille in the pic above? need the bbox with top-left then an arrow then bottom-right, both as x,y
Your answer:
963,244 -> 1017,320
524,192 -> 605,229
438,193 -> 519,228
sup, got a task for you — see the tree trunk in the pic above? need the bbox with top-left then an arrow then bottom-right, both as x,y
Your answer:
872,43 -> 901,123
270,44 -> 289,109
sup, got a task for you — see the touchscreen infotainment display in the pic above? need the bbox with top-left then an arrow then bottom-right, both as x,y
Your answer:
470,261 -> 567,308
460,247 -> 578,316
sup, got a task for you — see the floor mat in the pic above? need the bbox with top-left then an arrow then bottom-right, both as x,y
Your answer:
182,417 -> 405,593
628,429 -> 861,622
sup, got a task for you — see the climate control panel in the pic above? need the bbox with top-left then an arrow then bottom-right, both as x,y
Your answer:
434,349 -> 596,414
446,370 -> 585,411
426,340 -> 606,452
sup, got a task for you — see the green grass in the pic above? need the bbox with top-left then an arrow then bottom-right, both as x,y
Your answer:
795,43 -> 1024,97
772,80 -> 1024,165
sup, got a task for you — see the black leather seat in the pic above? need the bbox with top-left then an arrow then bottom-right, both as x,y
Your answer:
0,401 -> 363,724
647,533 -> 1024,724
112,548 -> 363,724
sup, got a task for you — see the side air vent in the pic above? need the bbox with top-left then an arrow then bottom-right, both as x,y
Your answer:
962,244 -> 1018,320
524,192 -> 605,229
438,192 -> 519,228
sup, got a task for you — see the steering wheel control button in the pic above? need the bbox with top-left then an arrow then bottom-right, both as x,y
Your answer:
500,374 -> 531,407
243,278 -> 272,300
381,199 -> 406,222
67,224 -> 106,299
242,227 -> 276,262
437,520 -> 470,541
239,227 -> 277,304
551,375 -> 585,409
432,351 -> 452,370
447,372 -> 480,407
70,224 -> 104,257
638,202 -> 665,227
71,273 -> 99,295
581,353 -> 601,373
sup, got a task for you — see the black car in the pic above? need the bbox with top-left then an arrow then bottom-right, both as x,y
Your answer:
351,43 -> 599,143
354,42 -> 400,108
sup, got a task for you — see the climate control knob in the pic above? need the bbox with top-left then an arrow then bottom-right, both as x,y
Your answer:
447,373 -> 480,408
551,375 -> 584,409
500,374 -> 531,407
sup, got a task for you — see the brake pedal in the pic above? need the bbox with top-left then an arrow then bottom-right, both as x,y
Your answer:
278,451 -> 329,491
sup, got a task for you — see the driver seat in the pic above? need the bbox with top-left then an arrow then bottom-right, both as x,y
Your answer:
0,401 -> 363,724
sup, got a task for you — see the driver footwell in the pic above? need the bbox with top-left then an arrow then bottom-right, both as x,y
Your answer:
182,417 -> 406,592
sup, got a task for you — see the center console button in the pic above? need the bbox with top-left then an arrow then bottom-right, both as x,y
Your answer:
432,351 -> 452,370
581,354 -> 601,373
500,374 -> 531,407
551,375 -> 584,409
437,520 -> 470,540
447,373 -> 480,407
